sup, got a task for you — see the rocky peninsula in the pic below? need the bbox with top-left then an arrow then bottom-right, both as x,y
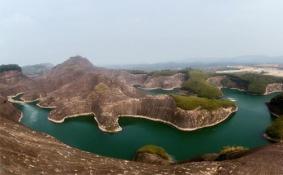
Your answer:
2,57 -> 237,133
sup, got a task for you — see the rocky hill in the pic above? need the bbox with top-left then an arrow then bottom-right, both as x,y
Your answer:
0,65 -> 36,98
0,95 -> 20,121
2,56 -> 235,132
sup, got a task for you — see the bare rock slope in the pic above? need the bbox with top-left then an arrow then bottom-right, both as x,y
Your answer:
1,115 -> 283,175
3,56 -> 235,132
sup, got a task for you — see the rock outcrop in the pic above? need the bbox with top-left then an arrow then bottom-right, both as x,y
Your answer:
0,95 -> 20,121
3,56 -> 236,133
17,94 -> 236,132
265,83 -> 283,95
207,75 -> 247,91
1,115 -> 283,175
143,73 -> 185,89
207,76 -> 226,89
0,67 -> 38,98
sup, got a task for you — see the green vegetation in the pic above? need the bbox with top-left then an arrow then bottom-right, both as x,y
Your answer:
187,69 -> 209,80
136,145 -> 172,160
266,117 -> 283,141
216,146 -> 249,161
182,70 -> 222,99
0,64 -> 21,73
172,95 -> 235,111
219,146 -> 249,155
267,93 -> 283,116
200,146 -> 249,161
221,73 -> 283,94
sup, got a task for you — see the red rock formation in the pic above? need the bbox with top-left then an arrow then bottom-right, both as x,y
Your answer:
4,56 -> 236,132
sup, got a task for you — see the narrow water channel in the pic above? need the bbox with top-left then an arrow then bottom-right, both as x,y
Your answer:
16,89 -> 276,161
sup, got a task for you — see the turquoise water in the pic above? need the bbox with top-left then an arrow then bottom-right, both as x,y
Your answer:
16,89 -> 276,161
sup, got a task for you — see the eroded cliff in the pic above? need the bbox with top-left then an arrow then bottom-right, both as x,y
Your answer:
3,56 -> 236,133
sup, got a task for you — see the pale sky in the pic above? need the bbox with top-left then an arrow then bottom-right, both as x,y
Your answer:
1,0 -> 283,66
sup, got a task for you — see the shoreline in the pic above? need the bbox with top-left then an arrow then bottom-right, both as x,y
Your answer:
8,92 -> 237,133
264,90 -> 283,95
270,111 -> 281,118
263,133 -> 282,143
48,106 -> 237,133
36,103 -> 57,109
46,112 -> 122,133
222,87 -> 282,96
118,106 -> 237,132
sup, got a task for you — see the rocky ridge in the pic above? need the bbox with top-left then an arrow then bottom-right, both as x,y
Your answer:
4,56 -> 236,132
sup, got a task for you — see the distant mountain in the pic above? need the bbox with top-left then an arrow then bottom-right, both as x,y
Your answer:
219,55 -> 283,64
106,55 -> 283,71
22,63 -> 53,77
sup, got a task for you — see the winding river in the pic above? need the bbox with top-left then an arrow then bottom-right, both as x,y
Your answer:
15,89 -> 276,161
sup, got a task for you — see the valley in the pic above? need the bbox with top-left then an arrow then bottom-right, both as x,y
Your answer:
1,56 -> 283,174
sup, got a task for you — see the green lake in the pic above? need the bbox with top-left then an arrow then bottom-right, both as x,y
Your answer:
15,89 -> 276,161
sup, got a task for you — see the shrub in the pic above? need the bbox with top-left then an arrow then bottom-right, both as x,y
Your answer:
216,146 -> 249,161
0,64 -> 21,73
182,80 -> 222,99
136,145 -> 172,160
172,95 -> 235,111
266,117 -> 283,141
182,70 -> 222,99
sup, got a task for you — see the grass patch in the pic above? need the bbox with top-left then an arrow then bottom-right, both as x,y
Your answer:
136,145 -> 172,160
266,117 -> 283,141
172,95 -> 235,111
216,146 -> 249,161
182,70 -> 222,99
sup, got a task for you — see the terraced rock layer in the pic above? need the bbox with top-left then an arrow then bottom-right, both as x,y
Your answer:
3,56 -> 236,133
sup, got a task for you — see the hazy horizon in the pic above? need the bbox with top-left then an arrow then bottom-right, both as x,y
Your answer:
1,0 -> 283,66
